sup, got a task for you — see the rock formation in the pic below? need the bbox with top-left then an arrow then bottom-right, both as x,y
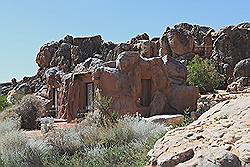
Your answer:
53,51 -> 198,122
3,22 -> 250,123
233,58 -> 250,78
212,24 -> 250,79
147,94 -> 250,167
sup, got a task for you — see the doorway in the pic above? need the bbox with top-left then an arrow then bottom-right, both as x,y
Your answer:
141,79 -> 151,107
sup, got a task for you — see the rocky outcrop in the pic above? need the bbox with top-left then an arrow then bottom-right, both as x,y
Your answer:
159,23 -> 214,59
166,27 -> 195,56
61,51 -> 198,121
212,23 -> 250,78
227,77 -> 250,92
5,22 -> 250,125
148,95 -> 250,167
234,58 -> 250,78
0,82 -> 13,96
44,47 -> 199,122
36,35 -> 105,74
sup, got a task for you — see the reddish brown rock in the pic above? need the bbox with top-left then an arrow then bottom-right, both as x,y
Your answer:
129,33 -> 150,44
55,51 -> 199,122
36,42 -> 58,69
167,28 -> 195,56
212,23 -> 250,78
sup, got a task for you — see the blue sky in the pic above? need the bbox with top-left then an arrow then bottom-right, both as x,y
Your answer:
0,0 -> 249,82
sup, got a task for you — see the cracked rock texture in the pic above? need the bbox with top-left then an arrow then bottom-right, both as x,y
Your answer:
148,94 -> 250,167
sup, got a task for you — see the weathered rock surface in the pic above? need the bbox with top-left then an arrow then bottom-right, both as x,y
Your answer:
227,77 -> 250,92
212,23 -> 250,78
148,94 -> 250,167
60,51 -> 199,121
234,58 -> 250,78
6,22 -> 250,125
167,27 -> 195,56
160,23 -> 214,59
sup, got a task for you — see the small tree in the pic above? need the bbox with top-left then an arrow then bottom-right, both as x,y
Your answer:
187,55 -> 224,93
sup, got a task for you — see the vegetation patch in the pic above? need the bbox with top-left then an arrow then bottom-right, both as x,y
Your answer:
187,55 -> 225,93
0,111 -> 166,167
0,96 -> 11,112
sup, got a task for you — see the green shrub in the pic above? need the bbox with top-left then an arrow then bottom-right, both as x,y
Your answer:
0,96 -> 11,112
187,55 -> 224,93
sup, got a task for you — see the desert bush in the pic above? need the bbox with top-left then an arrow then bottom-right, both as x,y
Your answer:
4,95 -> 44,130
79,138 -> 158,167
0,131 -> 46,167
0,117 -> 21,134
0,108 -> 20,123
0,119 -> 48,167
187,55 -> 224,93
46,128 -> 83,155
44,114 -> 166,166
0,111 -> 166,166
120,114 -> 165,141
94,96 -> 117,127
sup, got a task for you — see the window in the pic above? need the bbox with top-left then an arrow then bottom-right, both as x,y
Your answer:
141,79 -> 151,106
86,82 -> 95,111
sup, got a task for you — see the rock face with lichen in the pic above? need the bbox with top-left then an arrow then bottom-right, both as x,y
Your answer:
147,94 -> 250,167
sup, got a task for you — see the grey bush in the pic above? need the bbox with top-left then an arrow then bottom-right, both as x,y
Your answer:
3,95 -> 44,130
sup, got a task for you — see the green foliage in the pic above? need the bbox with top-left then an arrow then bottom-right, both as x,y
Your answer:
0,96 -> 11,112
43,135 -> 161,167
187,55 -> 224,93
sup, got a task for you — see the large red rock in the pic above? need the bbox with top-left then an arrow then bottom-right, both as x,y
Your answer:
36,42 -> 58,68
57,51 -> 199,122
167,28 -> 195,56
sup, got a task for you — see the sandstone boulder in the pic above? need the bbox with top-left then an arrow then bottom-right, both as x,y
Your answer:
106,43 -> 139,61
173,23 -> 213,45
91,51 -> 198,117
36,42 -> 58,68
159,23 -> 214,58
129,33 -> 150,44
234,58 -> 250,78
166,28 -> 194,56
148,95 -> 250,166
